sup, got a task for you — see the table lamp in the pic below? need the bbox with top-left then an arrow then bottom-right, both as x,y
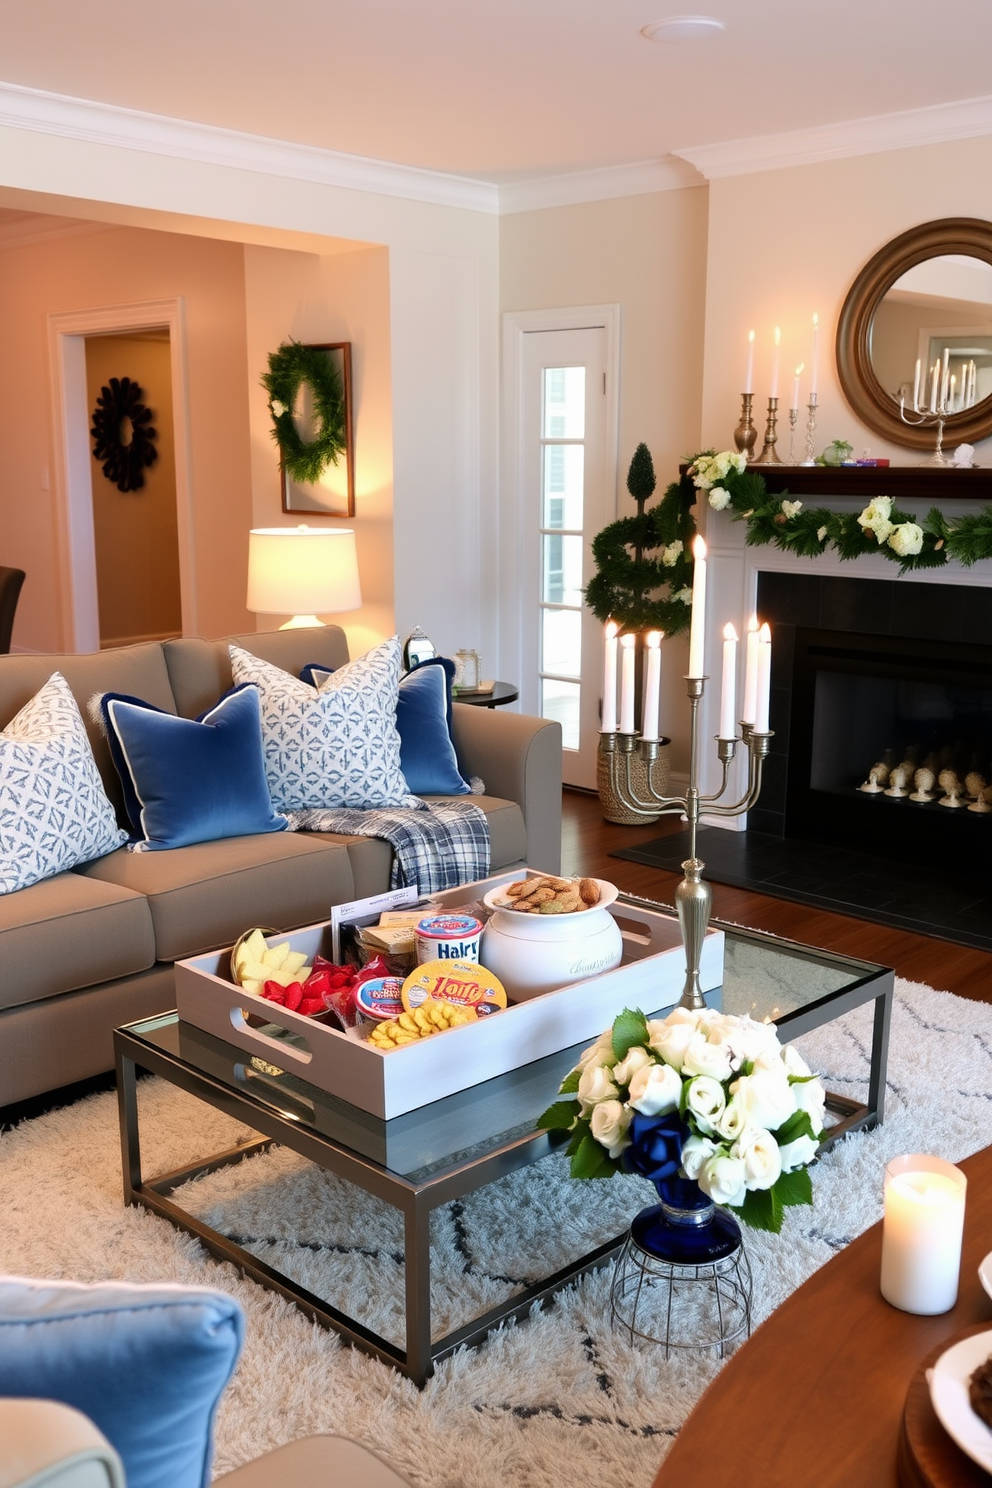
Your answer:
247,525 -> 361,629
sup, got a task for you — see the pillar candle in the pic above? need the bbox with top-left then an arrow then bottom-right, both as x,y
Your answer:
688,535 -> 707,678
745,330 -> 755,394
602,620 -> 619,733
770,327 -> 781,400
742,614 -> 760,725
619,633 -> 636,733
719,623 -> 738,738
879,1154 -> 967,1315
642,630 -> 663,740
810,313 -> 819,397
755,622 -> 772,732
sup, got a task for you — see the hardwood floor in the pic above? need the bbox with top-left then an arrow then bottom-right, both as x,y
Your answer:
559,787 -> 992,1003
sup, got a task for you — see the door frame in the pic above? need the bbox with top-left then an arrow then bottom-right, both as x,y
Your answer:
500,304 -> 621,724
47,298 -> 195,652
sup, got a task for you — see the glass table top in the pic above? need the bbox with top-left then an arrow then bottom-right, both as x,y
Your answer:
121,905 -> 888,1186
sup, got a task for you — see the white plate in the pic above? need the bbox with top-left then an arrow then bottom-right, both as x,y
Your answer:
979,1252 -> 992,1303
928,1329 -> 992,1473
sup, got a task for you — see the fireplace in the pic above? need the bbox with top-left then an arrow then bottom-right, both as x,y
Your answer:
750,572 -> 992,875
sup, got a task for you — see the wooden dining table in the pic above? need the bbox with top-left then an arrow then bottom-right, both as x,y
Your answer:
652,1144 -> 992,1488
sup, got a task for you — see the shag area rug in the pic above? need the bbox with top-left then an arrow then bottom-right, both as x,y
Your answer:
3,978 -> 992,1488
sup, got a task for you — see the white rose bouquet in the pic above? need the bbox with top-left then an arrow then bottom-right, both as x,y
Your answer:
538,1005 -> 826,1233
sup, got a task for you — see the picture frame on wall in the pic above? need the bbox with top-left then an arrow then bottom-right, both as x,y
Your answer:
281,342 -> 355,518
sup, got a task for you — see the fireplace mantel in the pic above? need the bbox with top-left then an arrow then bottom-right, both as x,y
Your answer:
741,464 -> 992,502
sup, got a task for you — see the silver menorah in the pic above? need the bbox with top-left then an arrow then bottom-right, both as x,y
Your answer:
599,677 -> 773,1009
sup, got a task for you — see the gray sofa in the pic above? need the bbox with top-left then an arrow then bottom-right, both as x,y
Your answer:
0,627 -> 562,1107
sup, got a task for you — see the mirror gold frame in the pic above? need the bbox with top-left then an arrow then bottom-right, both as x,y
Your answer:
836,216 -> 992,451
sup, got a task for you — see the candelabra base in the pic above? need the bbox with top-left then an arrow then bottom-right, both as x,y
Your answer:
596,740 -> 669,825
675,857 -> 712,1010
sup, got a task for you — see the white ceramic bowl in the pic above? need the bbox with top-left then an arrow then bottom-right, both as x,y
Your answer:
480,877 -> 623,1001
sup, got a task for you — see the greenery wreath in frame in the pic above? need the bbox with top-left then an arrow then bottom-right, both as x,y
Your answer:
261,340 -> 347,486
90,376 -> 158,493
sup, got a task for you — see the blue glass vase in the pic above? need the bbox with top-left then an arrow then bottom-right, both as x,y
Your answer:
629,1175 -> 743,1265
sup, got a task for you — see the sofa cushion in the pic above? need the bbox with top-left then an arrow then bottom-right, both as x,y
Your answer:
98,685 -> 287,851
78,831 -> 358,962
0,1276 -> 243,1488
302,655 -> 472,797
230,638 -> 414,812
0,673 -> 128,895
0,868 -> 156,1011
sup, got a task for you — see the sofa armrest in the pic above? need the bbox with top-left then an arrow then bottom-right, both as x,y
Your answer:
0,1400 -> 124,1488
450,706 -> 562,873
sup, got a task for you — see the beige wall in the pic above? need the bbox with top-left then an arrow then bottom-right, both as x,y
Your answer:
243,242 -> 394,658
0,223 -> 253,650
85,331 -> 181,646
700,135 -> 992,471
500,186 -> 709,772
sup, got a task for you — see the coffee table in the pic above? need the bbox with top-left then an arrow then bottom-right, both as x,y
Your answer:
114,903 -> 893,1385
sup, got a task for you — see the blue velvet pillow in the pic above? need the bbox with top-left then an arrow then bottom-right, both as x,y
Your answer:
301,655 -> 471,795
98,684 -> 287,850
0,1276 -> 244,1488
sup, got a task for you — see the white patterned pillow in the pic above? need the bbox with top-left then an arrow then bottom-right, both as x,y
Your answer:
0,672 -> 128,894
229,637 -> 415,811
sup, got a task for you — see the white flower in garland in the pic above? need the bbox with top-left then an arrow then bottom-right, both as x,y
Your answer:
858,495 -> 895,545
708,487 -> 732,511
270,399 -> 287,418
674,586 -> 693,605
661,539 -> 684,566
781,499 -> 803,520
817,525 -> 828,542
690,450 -> 747,490
888,522 -> 924,558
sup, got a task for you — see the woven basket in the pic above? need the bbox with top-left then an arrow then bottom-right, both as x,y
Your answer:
597,739 -> 671,825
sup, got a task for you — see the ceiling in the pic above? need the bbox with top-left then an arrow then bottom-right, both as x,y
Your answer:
1,0 -> 992,184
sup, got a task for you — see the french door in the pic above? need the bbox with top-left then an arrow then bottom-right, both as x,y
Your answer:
515,320 -> 618,789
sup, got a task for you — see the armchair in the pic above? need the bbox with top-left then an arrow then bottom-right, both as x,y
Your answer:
0,1277 -> 412,1488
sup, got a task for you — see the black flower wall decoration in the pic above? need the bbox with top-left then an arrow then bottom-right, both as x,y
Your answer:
90,376 -> 158,492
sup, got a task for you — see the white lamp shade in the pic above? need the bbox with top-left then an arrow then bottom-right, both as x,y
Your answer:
247,527 -> 362,617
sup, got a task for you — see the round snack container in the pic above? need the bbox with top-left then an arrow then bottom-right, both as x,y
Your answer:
480,877 -> 622,1002
353,975 -> 406,1027
402,959 -> 506,1017
414,913 -> 483,966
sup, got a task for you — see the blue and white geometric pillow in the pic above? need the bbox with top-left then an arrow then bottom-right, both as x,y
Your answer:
229,637 -> 415,812
0,671 -> 128,895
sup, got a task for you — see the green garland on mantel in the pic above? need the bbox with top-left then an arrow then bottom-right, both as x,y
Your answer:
261,340 -> 346,486
690,450 -> 992,574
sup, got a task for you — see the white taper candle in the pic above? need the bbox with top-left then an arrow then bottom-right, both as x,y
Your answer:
641,631 -> 663,741
742,614 -> 760,725
688,535 -> 707,678
602,620 -> 619,733
720,623 -> 738,739
619,633 -> 636,733
755,622 -> 772,732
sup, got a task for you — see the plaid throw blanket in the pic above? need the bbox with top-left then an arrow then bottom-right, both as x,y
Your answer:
285,799 -> 491,894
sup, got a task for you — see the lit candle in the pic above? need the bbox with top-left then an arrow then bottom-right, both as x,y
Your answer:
913,358 -> 921,411
688,535 -> 707,679
941,347 -> 950,411
770,327 -> 781,400
930,361 -> 939,413
619,633 -> 636,733
791,363 -> 804,413
879,1154 -> 967,1315
742,614 -> 760,725
755,622 -> 772,732
602,620 -> 619,733
949,373 -> 957,412
810,313 -> 819,397
745,329 -> 755,394
641,630 -> 663,741
720,623 -> 738,739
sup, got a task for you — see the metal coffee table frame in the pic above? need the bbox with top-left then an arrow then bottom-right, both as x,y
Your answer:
114,909 -> 893,1386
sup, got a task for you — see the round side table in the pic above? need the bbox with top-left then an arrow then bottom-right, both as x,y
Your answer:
453,681 -> 518,709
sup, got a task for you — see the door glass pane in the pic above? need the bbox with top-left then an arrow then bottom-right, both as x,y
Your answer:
543,367 -> 585,439
542,444 -> 584,529
542,534 -> 583,606
541,607 -> 581,678
541,678 -> 580,750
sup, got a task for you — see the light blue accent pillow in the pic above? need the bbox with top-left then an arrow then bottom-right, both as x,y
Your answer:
0,671 -> 128,894
97,684 -> 287,851
302,655 -> 470,795
0,1275 -> 244,1488
231,636 -> 415,812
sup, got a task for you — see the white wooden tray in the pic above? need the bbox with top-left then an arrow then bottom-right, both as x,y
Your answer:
174,872 -> 724,1119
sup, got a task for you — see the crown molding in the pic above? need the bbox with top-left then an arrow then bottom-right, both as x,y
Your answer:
674,94 -> 992,180
0,80 -> 500,214
497,156 -> 704,214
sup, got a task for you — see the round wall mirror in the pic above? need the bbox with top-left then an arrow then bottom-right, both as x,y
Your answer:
836,217 -> 992,451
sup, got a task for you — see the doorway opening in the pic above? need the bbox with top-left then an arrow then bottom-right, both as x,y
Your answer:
85,330 -> 182,648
